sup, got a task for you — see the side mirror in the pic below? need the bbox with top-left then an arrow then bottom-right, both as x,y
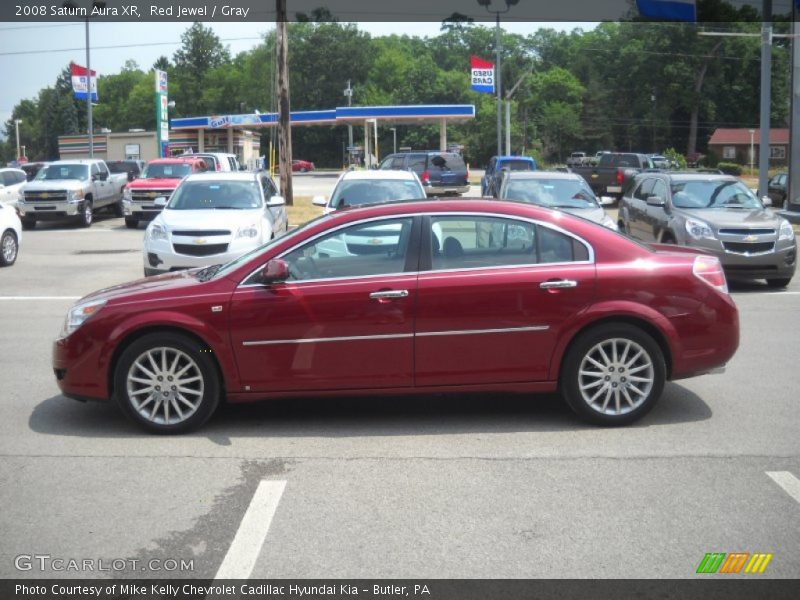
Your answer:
267,195 -> 285,207
312,195 -> 327,207
127,173 -> 135,182
154,196 -> 168,207
260,259 -> 289,284
646,195 -> 666,207
761,196 -> 772,207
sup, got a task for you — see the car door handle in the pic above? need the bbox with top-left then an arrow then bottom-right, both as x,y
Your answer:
369,290 -> 409,300
539,280 -> 578,290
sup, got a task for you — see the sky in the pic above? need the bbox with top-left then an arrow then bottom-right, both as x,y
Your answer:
0,21 -> 596,135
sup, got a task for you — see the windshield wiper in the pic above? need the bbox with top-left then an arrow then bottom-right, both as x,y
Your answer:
213,206 -> 245,210
195,264 -> 223,282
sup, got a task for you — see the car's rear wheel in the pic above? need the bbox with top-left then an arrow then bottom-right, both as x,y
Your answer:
766,277 -> 791,289
113,196 -> 124,217
114,332 -> 220,433
0,229 -> 18,266
561,323 -> 666,425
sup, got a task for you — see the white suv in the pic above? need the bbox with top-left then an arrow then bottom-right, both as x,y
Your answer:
312,169 -> 426,214
0,168 -> 27,208
0,201 -> 21,266
143,171 -> 287,276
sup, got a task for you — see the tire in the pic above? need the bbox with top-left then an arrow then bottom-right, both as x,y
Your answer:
113,196 -> 124,217
0,229 -> 18,266
300,167 -> 308,173
125,217 -> 139,229
113,332 -> 221,433
20,217 -> 36,230
766,277 -> 791,289
560,323 -> 666,426
660,233 -> 675,244
77,200 -> 93,228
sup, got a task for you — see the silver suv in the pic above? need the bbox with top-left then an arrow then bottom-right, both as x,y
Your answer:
619,173 -> 796,288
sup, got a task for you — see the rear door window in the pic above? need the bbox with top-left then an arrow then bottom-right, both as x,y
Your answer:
427,153 -> 465,173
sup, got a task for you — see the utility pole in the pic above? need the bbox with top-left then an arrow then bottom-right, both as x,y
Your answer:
344,79 -> 353,164
788,0 -> 800,209
758,0 -> 772,199
276,0 -> 293,205
495,12 -> 502,157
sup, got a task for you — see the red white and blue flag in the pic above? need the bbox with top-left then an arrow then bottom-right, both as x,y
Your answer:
470,56 -> 495,94
71,63 -> 98,102
636,0 -> 696,21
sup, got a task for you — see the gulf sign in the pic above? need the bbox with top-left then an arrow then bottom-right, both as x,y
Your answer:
470,56 -> 494,94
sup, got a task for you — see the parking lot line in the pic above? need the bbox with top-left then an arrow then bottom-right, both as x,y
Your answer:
766,472 -> 800,504
0,296 -> 81,301
214,480 -> 287,579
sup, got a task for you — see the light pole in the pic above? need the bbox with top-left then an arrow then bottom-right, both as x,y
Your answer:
390,127 -> 397,154
14,119 -> 22,160
477,0 -> 519,156
749,128 -> 755,174
344,79 -> 354,164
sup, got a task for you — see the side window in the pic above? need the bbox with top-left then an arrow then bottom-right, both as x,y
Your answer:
90,163 -> 100,178
633,178 -> 654,201
0,172 -> 10,185
15,171 -> 26,184
651,179 -> 667,201
390,156 -> 405,169
430,216 -> 537,271
283,217 -> 414,281
261,176 -> 277,198
538,226 -> 586,264
407,155 -> 426,173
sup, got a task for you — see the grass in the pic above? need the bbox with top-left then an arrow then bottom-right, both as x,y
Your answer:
286,196 -> 324,227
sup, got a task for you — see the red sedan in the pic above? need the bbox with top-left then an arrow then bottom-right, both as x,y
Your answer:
53,200 -> 738,433
292,159 -> 315,172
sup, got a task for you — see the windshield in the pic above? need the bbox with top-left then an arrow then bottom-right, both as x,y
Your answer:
502,178 -> 599,209
143,163 -> 193,179
168,180 -> 262,210
212,213 -> 330,280
670,180 -> 763,209
329,179 -> 425,209
34,164 -> 88,181
107,162 -> 136,174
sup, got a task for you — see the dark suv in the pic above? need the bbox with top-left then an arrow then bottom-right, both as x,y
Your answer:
379,151 -> 469,196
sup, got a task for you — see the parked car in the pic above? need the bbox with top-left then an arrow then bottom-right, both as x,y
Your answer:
0,167 -> 28,208
766,172 -> 788,210
292,159 -> 315,172
618,172 -> 796,287
498,171 -> 617,230
106,159 -> 145,182
0,201 -> 21,267
648,155 -> 671,169
481,155 -> 537,197
53,199 -> 739,433
312,169 -> 425,214
122,157 -> 208,228
185,152 -> 241,172
143,171 -> 287,277
17,159 -> 129,229
566,152 -> 589,167
571,152 -> 655,203
379,151 -> 469,196
20,162 -> 49,181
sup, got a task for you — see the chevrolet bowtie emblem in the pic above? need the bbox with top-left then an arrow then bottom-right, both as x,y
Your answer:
40,193 -> 49,199
744,234 -> 758,242
194,238 -> 207,245
148,192 -> 157,198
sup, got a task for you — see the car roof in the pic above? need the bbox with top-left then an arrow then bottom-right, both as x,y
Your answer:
47,159 -> 102,165
183,171 -> 260,182
148,157 -> 205,164
496,155 -> 535,161
505,171 -> 582,181
637,172 -> 738,182
340,169 -> 419,181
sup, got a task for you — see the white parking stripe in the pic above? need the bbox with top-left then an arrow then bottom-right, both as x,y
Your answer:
214,480 -> 287,579
766,472 -> 800,504
0,296 -> 81,301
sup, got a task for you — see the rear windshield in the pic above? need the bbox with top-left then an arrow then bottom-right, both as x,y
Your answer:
598,154 -> 644,168
498,159 -> 535,171
143,163 -> 193,179
427,153 -> 465,172
330,179 -> 425,209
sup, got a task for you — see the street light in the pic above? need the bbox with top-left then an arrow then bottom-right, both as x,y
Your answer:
749,128 -> 756,174
390,127 -> 397,154
477,0 -> 519,156
14,119 -> 22,160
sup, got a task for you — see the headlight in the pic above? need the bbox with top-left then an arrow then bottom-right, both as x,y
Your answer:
68,189 -> 84,203
123,188 -> 132,201
60,298 -> 107,338
601,214 -> 618,231
778,219 -> 795,242
149,224 -> 168,241
236,224 -> 260,239
685,218 -> 715,240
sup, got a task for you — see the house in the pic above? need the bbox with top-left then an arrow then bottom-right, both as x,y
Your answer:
707,128 -> 789,167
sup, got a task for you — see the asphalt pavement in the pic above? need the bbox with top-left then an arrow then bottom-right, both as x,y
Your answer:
0,176 -> 798,580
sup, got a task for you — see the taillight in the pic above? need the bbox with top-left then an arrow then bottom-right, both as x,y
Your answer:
615,169 -> 624,185
693,255 -> 728,294
420,170 -> 430,184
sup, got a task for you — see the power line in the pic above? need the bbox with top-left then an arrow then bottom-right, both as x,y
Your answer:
0,36 -> 267,56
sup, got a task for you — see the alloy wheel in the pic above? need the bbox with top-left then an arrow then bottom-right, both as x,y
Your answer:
1,232 -> 17,264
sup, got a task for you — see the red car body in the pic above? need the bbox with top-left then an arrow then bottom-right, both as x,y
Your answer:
292,159 -> 315,172
53,200 -> 738,431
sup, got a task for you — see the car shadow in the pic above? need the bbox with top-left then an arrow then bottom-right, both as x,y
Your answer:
28,382 -> 711,440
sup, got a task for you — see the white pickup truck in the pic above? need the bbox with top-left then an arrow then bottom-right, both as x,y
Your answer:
17,159 -> 129,229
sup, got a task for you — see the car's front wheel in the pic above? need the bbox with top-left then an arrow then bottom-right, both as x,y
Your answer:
560,323 -> 666,425
78,200 -> 93,228
114,332 -> 220,433
0,229 -> 18,266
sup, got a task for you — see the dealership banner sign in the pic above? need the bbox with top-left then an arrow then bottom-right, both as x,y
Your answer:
470,56 -> 494,94
70,64 -> 97,102
155,69 -> 169,156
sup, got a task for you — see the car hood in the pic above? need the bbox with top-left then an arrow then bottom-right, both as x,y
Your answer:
127,178 -> 182,189
679,207 -> 783,229
155,208 -> 264,232
557,206 -> 606,224
24,180 -> 86,191
80,269 -> 212,305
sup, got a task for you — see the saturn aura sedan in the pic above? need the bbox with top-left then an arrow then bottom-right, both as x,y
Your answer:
54,199 -> 739,433
143,171 -> 288,276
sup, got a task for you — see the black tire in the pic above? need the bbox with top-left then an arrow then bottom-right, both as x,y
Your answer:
77,200 -> 93,228
766,277 -> 791,289
661,233 -> 676,244
560,323 -> 666,426
113,332 -> 221,434
21,217 -> 36,230
300,167 -> 308,173
125,217 -> 139,229
113,196 -> 124,217
0,229 -> 18,266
